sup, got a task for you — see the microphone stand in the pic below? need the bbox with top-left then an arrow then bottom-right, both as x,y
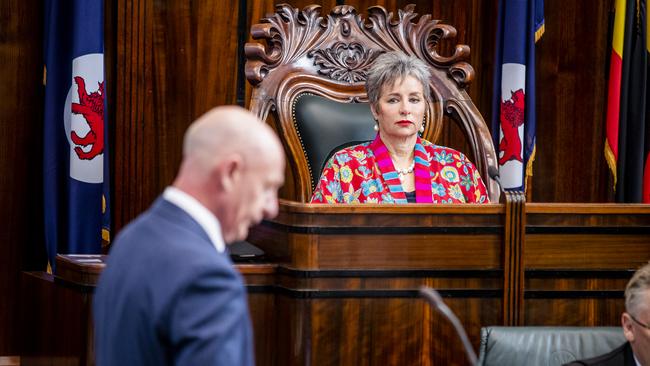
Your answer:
419,287 -> 478,366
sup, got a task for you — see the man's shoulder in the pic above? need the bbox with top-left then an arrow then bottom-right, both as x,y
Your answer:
107,198 -> 225,274
564,342 -> 634,366
116,198 -> 207,246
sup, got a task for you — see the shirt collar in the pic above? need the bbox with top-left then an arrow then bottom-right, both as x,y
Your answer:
162,186 -> 225,253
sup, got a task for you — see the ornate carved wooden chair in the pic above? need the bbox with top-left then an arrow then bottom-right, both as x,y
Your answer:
245,3 -> 499,202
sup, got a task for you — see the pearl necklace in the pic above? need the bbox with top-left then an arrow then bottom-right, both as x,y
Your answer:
395,161 -> 415,178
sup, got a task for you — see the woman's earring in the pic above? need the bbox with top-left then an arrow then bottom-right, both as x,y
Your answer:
373,119 -> 379,132
419,124 -> 425,133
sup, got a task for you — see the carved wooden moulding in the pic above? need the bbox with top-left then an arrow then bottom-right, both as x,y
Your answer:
244,3 -> 500,203
245,3 -> 474,88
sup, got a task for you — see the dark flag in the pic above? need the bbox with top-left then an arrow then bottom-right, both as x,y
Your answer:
43,0 -> 110,271
491,0 -> 545,191
605,0 -> 650,203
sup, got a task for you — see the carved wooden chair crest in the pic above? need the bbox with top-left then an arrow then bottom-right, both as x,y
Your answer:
245,3 -> 499,202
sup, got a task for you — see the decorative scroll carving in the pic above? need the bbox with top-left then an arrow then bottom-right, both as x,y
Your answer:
245,3 -> 499,202
308,42 -> 379,83
245,3 -> 473,88
361,5 -> 469,70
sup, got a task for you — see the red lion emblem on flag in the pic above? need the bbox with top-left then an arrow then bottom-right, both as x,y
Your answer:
71,76 -> 104,160
499,88 -> 525,165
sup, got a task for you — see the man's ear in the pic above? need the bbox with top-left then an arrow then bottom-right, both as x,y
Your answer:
213,154 -> 243,193
622,312 -> 636,342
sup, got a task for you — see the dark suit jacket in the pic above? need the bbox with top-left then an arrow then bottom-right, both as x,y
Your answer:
564,342 -> 636,366
93,198 -> 253,366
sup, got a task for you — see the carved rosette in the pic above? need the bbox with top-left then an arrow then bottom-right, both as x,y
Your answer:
245,3 -> 474,88
308,42 -> 379,83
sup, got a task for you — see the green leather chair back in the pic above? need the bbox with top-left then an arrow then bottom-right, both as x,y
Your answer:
293,94 -> 376,190
477,326 -> 625,366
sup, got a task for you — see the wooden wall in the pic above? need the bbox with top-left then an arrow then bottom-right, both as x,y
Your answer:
0,0 -> 46,356
110,0 -> 615,232
0,0 -> 619,356
534,1 -> 614,202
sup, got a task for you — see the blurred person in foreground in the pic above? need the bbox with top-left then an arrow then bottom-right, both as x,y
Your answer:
310,51 -> 489,204
566,262 -> 650,366
93,106 -> 285,365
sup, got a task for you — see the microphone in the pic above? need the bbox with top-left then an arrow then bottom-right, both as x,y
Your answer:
487,166 -> 504,194
419,287 -> 478,366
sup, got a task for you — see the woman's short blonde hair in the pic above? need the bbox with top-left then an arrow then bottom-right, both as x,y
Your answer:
365,51 -> 432,110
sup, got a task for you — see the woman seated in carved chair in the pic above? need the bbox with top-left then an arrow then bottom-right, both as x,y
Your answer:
310,51 -> 489,204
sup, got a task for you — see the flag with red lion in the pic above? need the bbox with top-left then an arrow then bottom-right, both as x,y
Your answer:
43,0 -> 110,271
491,0 -> 544,191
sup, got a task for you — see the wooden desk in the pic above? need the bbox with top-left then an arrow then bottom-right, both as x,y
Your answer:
524,204 -> 650,327
247,201 -> 508,365
20,201 -> 650,366
244,200 -> 648,365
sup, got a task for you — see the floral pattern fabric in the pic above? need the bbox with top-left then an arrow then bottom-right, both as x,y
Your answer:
310,134 -> 489,204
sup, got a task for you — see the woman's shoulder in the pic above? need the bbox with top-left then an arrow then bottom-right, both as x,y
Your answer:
328,141 -> 374,165
420,140 -> 471,161
333,141 -> 372,154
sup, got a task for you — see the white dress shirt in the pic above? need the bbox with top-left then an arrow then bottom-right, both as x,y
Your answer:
162,187 -> 225,253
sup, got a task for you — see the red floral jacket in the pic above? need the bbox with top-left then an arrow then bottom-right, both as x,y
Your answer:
310,135 -> 489,204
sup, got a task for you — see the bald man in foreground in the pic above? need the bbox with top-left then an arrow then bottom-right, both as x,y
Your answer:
93,106 -> 285,365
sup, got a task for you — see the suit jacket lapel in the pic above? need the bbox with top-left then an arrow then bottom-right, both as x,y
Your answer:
151,197 -> 214,249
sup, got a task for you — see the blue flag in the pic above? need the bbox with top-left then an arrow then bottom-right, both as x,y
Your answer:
43,0 -> 110,271
491,0 -> 544,190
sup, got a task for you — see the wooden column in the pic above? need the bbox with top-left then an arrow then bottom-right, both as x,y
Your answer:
502,191 -> 526,325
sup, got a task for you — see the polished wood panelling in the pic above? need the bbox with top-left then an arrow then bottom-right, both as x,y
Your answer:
0,0 -> 45,356
502,191 -> 526,325
20,272 -> 94,366
108,0 -> 618,233
524,272 -> 629,326
526,203 -> 650,270
25,201 -> 647,365
522,202 -> 649,328
533,0 -> 614,202
112,0 -> 241,231
247,201 -> 646,364
248,272 -> 502,366
300,296 -> 500,366
524,298 -> 625,326
108,0 -> 619,238
0,0 -> 632,359
248,201 -> 505,269
526,235 -> 650,268
317,234 -> 502,269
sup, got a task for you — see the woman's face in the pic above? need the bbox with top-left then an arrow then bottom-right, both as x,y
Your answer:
371,75 -> 426,140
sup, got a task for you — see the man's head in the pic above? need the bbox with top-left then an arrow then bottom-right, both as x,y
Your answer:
174,106 -> 285,243
622,262 -> 650,365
